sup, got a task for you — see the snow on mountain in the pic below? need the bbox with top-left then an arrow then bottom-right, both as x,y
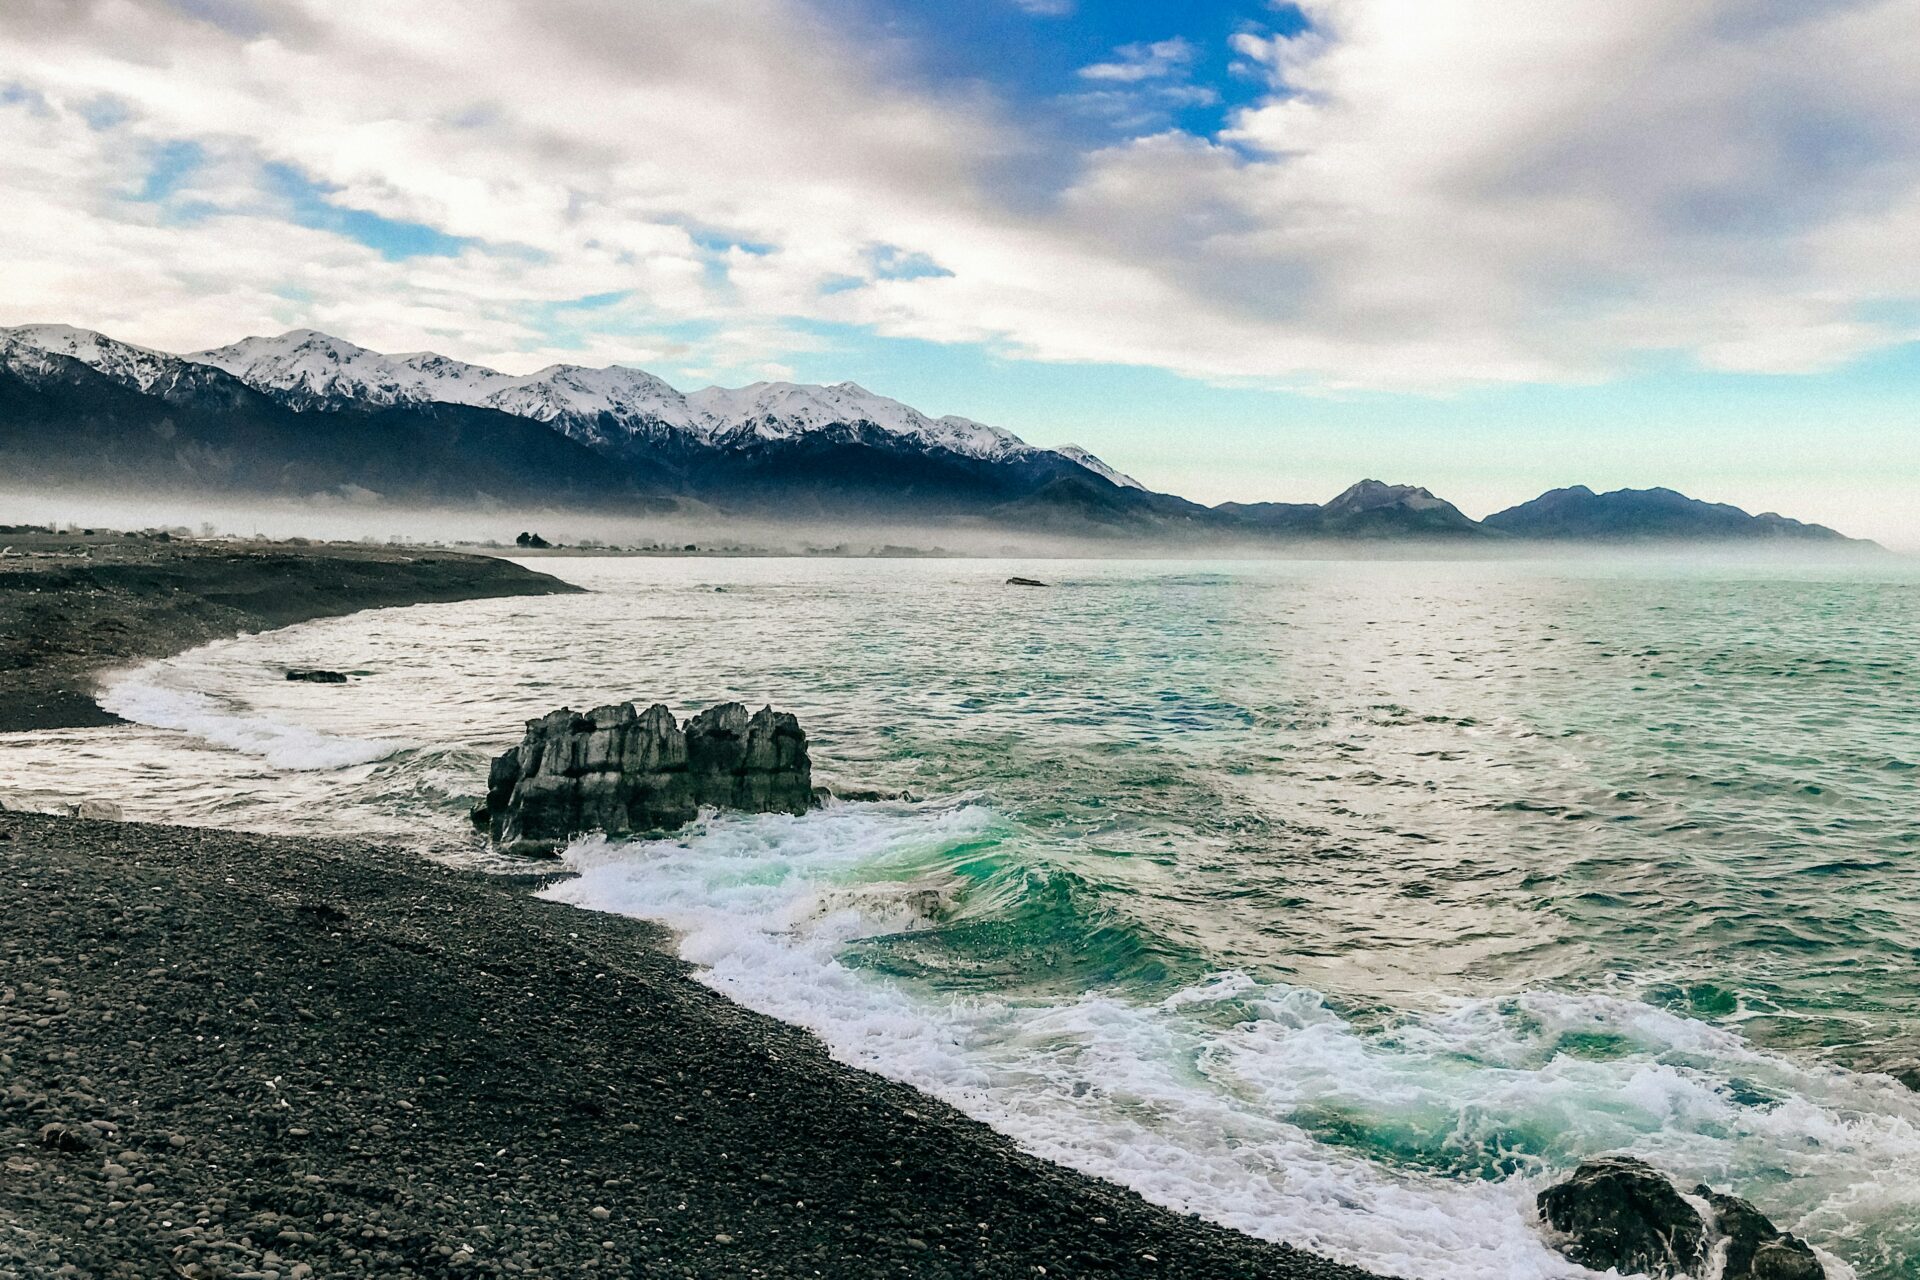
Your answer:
1054,445 -> 1145,491
191,330 -> 507,409
485,365 -> 705,436
32,325 -> 1145,487
1,324 -> 194,394
684,380 -> 1037,462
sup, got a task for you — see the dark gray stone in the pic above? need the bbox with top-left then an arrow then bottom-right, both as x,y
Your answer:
286,669 -> 348,683
479,701 -> 815,855
1537,1158 -> 1830,1280
1536,1156 -> 1709,1279
1697,1188 -> 1825,1280
1005,577 -> 1047,587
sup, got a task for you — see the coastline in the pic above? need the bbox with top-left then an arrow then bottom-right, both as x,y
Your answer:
0,811 -> 1380,1280
0,538 -> 1386,1280
0,533 -> 578,733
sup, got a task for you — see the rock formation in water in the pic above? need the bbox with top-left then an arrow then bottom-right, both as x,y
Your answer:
1696,1186 -> 1826,1280
1536,1156 -> 1825,1280
286,668 -> 347,683
475,700 -> 815,855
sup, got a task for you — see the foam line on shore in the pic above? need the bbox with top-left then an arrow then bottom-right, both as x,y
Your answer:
99,667 -> 405,770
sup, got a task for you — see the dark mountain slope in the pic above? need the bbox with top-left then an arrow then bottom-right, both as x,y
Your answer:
1484,485 -> 1854,541
1218,480 -> 1489,538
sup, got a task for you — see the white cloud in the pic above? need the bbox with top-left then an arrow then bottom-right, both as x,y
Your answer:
1078,37 -> 1197,83
1,0 -> 1918,390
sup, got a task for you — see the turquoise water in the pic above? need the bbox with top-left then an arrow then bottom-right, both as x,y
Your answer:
3,556 -> 1916,1278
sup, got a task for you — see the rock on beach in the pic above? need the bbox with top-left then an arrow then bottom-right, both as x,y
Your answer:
477,700 -> 816,855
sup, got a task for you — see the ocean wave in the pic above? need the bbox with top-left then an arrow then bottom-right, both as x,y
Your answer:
537,802 -> 1912,1280
99,670 -> 407,771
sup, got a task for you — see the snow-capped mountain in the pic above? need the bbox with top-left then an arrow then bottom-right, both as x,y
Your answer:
188,329 -> 1119,476
1,322 -> 1175,528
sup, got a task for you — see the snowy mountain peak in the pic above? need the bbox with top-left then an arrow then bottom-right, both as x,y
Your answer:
1,324 -> 189,394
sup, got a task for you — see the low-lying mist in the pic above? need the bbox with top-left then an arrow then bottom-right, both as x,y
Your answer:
2,487 -> 1902,564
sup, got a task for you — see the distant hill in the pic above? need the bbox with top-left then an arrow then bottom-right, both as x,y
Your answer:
1482,485 -> 1854,542
1218,480 -> 1483,539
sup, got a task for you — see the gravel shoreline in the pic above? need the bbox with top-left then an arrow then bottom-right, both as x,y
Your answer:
0,536 -> 1387,1279
0,812 -> 1382,1280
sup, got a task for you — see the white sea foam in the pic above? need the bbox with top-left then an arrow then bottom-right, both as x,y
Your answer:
537,804 -> 1908,1280
99,672 -> 404,770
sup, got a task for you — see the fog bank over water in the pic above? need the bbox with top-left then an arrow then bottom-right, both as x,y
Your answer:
1,488 -> 1900,563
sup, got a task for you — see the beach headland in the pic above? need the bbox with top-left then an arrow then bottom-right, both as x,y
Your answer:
0,532 -> 579,732
0,537 -> 1386,1280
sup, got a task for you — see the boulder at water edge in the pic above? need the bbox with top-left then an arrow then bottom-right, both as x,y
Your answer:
1696,1188 -> 1825,1280
1537,1156 -> 1710,1278
474,700 -> 815,855
1536,1156 -> 1826,1280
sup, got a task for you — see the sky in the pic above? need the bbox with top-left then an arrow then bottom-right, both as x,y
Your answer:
1,0 -> 1917,545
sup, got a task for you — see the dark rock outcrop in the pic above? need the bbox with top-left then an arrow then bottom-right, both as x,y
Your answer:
286,668 -> 348,683
1537,1156 -> 1710,1278
1005,577 -> 1048,587
1698,1188 -> 1825,1280
476,700 -> 815,855
1537,1157 -> 1827,1280
1874,1058 -> 1920,1092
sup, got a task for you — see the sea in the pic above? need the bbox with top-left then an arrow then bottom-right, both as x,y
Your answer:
3,554 -> 1916,1280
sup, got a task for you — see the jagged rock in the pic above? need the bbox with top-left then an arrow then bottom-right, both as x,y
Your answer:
1698,1188 -> 1825,1280
1536,1156 -> 1709,1278
1538,1158 -> 1828,1280
477,700 -> 814,855
1005,576 -> 1048,587
286,668 -> 347,683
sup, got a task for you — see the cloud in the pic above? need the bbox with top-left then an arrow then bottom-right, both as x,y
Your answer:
1078,37 -> 1198,83
2,0 -> 1918,391
1009,0 -> 1074,14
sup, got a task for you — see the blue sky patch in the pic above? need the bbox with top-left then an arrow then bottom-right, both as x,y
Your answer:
260,162 -> 473,260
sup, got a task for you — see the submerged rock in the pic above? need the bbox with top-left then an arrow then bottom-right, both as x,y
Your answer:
1537,1156 -> 1709,1278
286,668 -> 348,683
1537,1158 -> 1827,1280
476,700 -> 815,855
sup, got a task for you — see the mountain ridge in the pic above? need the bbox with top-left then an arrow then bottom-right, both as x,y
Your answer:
0,323 -> 1872,546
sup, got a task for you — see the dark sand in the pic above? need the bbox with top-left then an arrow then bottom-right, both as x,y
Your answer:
0,534 -> 577,732
0,537 -> 1386,1279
